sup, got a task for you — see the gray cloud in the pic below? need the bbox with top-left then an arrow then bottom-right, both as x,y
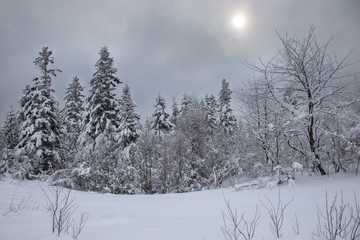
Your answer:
0,0 -> 359,122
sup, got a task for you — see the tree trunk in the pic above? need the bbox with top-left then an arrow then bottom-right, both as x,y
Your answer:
308,100 -> 326,175
313,154 -> 326,175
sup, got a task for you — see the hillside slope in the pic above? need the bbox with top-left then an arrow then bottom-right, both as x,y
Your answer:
0,174 -> 359,240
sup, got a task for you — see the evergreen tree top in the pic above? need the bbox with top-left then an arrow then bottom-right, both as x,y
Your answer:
33,47 -> 61,86
64,76 -> 85,102
81,46 -> 122,144
3,105 -> 20,150
205,94 -> 217,107
121,84 -> 132,101
119,84 -> 137,112
154,94 -> 166,109
92,46 -> 122,86
218,78 -> 232,106
151,93 -> 172,135
170,97 -> 180,123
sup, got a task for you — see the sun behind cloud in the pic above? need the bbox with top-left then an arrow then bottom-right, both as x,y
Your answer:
232,14 -> 246,30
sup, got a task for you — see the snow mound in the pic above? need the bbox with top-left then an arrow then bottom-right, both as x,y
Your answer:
233,176 -> 278,190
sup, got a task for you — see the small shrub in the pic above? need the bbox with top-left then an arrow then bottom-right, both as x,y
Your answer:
1,149 -> 33,179
3,195 -> 33,216
260,191 -> 294,238
222,197 -> 260,240
314,192 -> 360,240
42,186 -> 88,238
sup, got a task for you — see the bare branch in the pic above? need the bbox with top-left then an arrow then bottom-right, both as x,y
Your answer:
292,213 -> 301,236
42,186 -> 87,238
260,191 -> 294,238
2,195 -> 32,216
314,191 -> 353,240
222,197 -> 261,240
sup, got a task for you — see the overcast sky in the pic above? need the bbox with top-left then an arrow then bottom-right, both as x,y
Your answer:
0,0 -> 359,122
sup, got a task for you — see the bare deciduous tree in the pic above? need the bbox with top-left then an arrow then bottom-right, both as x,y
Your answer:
246,26 -> 356,175
236,77 -> 287,171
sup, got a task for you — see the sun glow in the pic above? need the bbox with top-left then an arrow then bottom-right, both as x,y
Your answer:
232,14 -> 246,30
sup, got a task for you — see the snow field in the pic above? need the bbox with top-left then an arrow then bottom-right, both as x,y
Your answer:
0,173 -> 359,240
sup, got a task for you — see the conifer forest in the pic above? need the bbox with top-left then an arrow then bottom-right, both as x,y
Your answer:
1,28 -> 359,194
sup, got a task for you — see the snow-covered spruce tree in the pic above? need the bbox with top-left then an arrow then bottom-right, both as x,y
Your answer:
2,106 -> 20,150
1,114 -> 32,177
62,76 -> 85,148
18,85 -> 31,123
204,92 -> 241,187
0,122 -> 4,151
16,47 -> 62,174
112,84 -> 142,194
148,94 -> 172,193
177,96 -> 208,189
1,106 -> 26,177
167,132 -> 192,192
218,79 -> 237,135
71,47 -> 125,193
170,97 -> 180,127
1,86 -> 33,178
204,94 -> 219,136
150,94 -> 172,137
118,84 -> 141,149
132,124 -> 159,194
178,96 -> 207,159
80,46 -> 121,148
0,122 -> 5,174
180,93 -> 193,113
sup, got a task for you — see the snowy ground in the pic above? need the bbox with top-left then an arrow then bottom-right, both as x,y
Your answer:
0,173 -> 359,240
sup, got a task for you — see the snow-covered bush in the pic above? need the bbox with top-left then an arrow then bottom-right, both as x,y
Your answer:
51,157 -> 143,194
273,165 -> 295,184
249,162 -> 271,178
0,149 -> 33,179
50,163 -> 89,190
